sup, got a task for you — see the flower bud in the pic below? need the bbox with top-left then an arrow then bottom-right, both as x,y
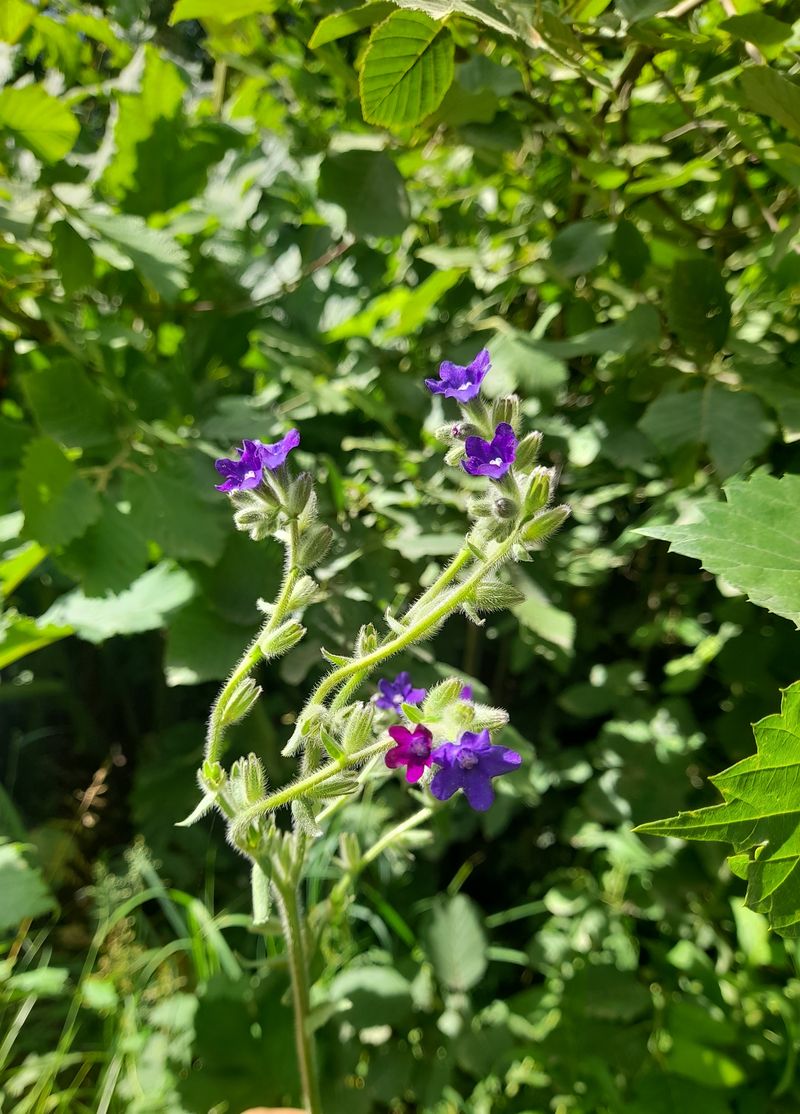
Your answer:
259,618 -> 306,659
515,431 -> 543,470
355,623 -> 379,656
233,505 -> 278,541
221,677 -> 261,728
292,799 -> 322,838
286,472 -> 313,517
251,862 -> 271,925
522,504 -> 571,546
470,703 -> 510,731
472,579 -> 525,612
340,702 -> 375,754
296,523 -> 333,569
422,678 -> 463,716
491,395 -> 519,427
493,496 -> 517,520
242,753 -> 266,804
444,444 -> 465,467
287,574 -> 325,611
523,466 -> 556,515
202,759 -> 226,791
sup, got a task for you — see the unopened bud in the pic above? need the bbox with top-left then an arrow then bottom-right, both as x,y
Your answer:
491,396 -> 519,427
242,753 -> 266,804
493,496 -> 517,520
296,523 -> 333,569
233,505 -> 278,541
287,574 -> 324,611
470,703 -> 510,731
472,579 -> 525,612
515,431 -> 543,470
522,504 -> 571,546
341,702 -> 375,754
292,799 -> 322,838
523,467 -> 555,514
286,472 -> 313,517
221,677 -> 261,728
445,444 -> 465,467
259,618 -> 306,659
251,862 -> 271,925
355,623 -> 379,656
202,759 -> 226,791
422,678 -> 463,716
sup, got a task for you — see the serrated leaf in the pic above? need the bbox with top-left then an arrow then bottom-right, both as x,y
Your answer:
426,894 -> 487,991
360,11 -> 454,128
390,0 -> 523,39
636,683 -> 800,937
739,65 -> 800,139
40,562 -> 195,643
57,504 -> 149,596
639,383 -> 772,477
18,438 -> 101,548
123,449 -> 228,565
309,2 -> 394,48
638,472 -> 800,627
0,84 -> 79,162
22,361 -> 115,449
667,258 -> 731,362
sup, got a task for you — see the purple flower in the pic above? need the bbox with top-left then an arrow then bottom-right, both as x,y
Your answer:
214,430 -> 300,492
425,349 -> 491,402
460,685 -> 473,701
375,672 -> 427,712
462,422 -> 517,480
430,729 -> 521,812
385,724 -> 433,784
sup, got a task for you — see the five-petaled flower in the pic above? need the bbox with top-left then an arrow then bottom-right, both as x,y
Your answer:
385,724 -> 433,784
425,349 -> 491,402
462,422 -> 517,480
375,672 -> 426,712
215,431 -> 300,492
430,729 -> 520,811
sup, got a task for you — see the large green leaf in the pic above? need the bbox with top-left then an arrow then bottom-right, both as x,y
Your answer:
0,0 -> 37,45
0,84 -> 79,162
0,610 -> 73,669
639,383 -> 772,477
22,361 -> 115,449
638,472 -> 800,627
57,503 -> 150,596
637,683 -> 800,937
78,211 -> 190,301
18,437 -> 101,548
426,894 -> 487,991
739,66 -> 800,140
309,2 -> 394,47
667,258 -> 731,363
170,0 -> 277,24
360,11 -> 454,128
318,150 -> 409,238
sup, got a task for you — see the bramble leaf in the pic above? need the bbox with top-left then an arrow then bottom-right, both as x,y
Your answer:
360,11 -> 454,128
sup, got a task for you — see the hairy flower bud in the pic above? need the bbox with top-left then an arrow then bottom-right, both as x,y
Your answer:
355,623 -> 379,656
296,523 -> 334,569
472,579 -> 526,612
220,677 -> 261,728
523,466 -> 556,515
522,504 -> 571,546
233,504 -> 279,541
340,702 -> 375,754
423,678 -> 464,716
286,472 -> 313,517
493,495 -> 518,520
242,753 -> 266,804
259,618 -> 306,659
251,862 -> 271,925
515,430 -> 543,470
287,575 -> 325,611
491,395 -> 519,427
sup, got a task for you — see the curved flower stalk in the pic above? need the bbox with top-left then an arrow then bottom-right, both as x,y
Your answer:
182,350 -> 570,1114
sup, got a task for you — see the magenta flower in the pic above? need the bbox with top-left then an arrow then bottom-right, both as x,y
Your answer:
430,729 -> 521,811
214,430 -> 300,492
462,423 -> 517,480
425,349 -> 491,402
385,724 -> 433,784
375,672 -> 426,712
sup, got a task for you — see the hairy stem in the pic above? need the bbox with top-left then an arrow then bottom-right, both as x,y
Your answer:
274,880 -> 324,1114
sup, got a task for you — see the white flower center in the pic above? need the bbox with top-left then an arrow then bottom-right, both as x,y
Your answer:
458,751 -> 479,770
489,457 -> 503,467
455,382 -> 474,394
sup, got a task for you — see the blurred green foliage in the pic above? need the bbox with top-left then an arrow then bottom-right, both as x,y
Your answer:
2,0 -> 800,1111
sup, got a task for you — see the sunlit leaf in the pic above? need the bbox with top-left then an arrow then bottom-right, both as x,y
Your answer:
360,11 -> 454,127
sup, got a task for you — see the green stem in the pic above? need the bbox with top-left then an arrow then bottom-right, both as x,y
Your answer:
361,806 -> 432,869
206,544 -> 300,763
403,545 -> 472,623
274,880 -> 324,1114
310,533 -> 517,709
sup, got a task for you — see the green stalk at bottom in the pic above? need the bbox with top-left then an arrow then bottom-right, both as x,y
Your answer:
275,881 -> 324,1114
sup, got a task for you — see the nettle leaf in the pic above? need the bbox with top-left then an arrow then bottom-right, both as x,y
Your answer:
360,11 -> 454,128
639,383 -> 773,477
637,683 -> 800,937
18,438 -> 101,548
0,84 -> 79,162
638,472 -> 800,627
318,150 -> 409,238
309,2 -> 394,48
41,562 -> 195,643
667,258 -> 731,362
123,449 -> 228,565
22,361 -> 115,449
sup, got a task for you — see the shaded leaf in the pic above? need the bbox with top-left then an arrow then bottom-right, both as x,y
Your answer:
667,258 -> 731,362
22,361 -> 115,449
0,843 -> 56,931
18,437 -> 101,548
309,2 -> 394,48
319,150 -> 409,239
426,894 -> 487,991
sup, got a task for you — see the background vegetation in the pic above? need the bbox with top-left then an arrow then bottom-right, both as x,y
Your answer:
2,1 -> 800,1111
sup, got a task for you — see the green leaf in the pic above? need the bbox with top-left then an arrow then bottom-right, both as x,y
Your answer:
41,562 -> 195,643
639,383 -> 772,477
0,84 -> 79,162
123,449 -> 228,565
739,66 -> 800,140
51,220 -> 94,297
309,2 -> 394,47
537,304 -> 661,358
22,361 -> 115,449
667,258 -> 731,362
721,14 -> 793,51
18,437 -> 101,548
636,683 -> 800,937
0,611 -> 73,669
360,11 -> 455,128
318,150 -> 409,238
57,504 -> 150,596
426,894 -> 487,991
165,599 -> 250,686
549,220 -> 613,278
0,842 -> 56,931
612,218 -> 650,283
0,0 -> 36,45
0,541 -> 47,597
484,333 -> 568,399
79,211 -> 190,301
170,0 -> 277,24
638,472 -> 800,627
389,0 -> 524,39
